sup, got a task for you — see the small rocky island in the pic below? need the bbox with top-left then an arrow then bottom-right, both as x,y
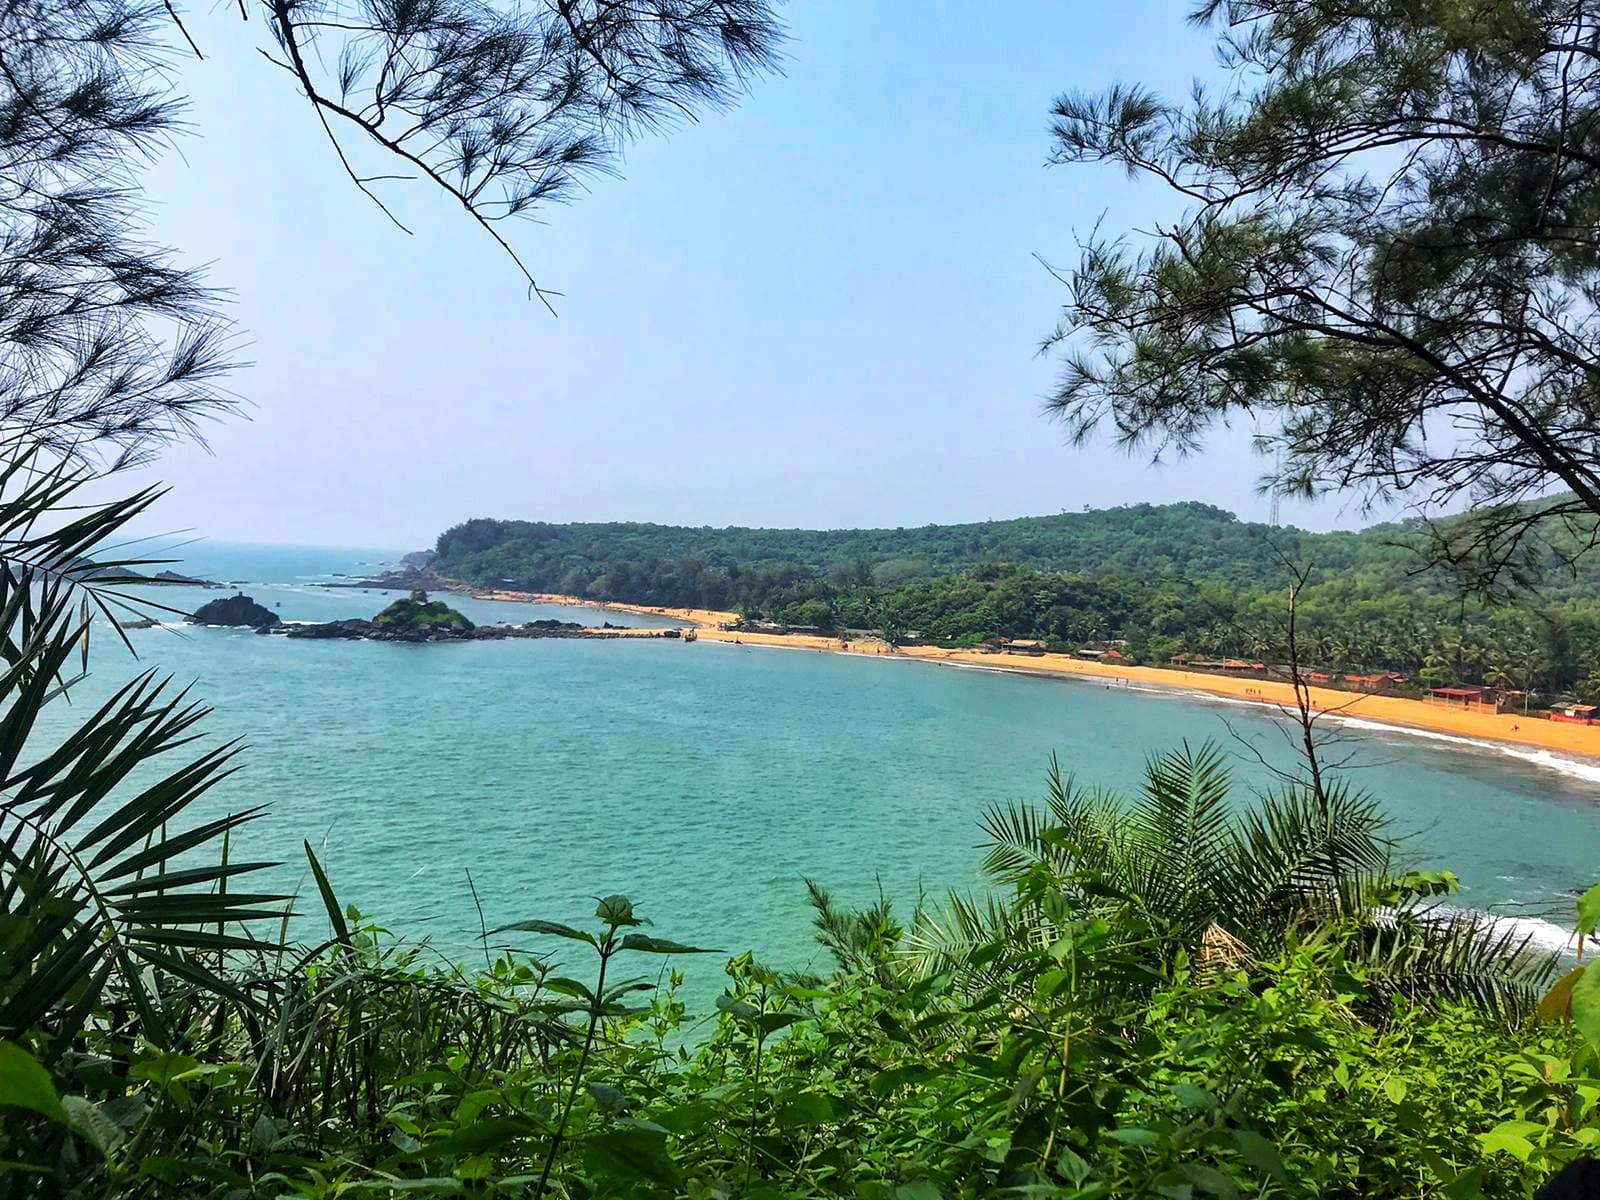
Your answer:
187,588 -> 684,644
189,593 -> 281,629
74,556 -> 222,588
274,590 -> 670,644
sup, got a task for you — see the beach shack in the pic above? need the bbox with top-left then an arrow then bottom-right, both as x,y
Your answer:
1074,647 -> 1127,662
1426,686 -> 1499,712
1551,702 -> 1598,725
1346,672 -> 1406,693
1001,639 -> 1048,656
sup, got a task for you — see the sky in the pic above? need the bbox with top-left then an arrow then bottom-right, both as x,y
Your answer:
122,0 -> 1375,551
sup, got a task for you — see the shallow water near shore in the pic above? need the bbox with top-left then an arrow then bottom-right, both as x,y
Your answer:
44,542 -> 1600,1001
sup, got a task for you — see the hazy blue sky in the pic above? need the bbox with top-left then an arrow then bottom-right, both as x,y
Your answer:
124,0 -> 1370,551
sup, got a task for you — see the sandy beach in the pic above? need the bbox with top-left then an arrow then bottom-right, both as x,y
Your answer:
466,589 -> 1600,763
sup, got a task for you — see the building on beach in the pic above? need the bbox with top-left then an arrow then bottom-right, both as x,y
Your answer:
1426,686 -> 1500,713
999,639 -> 1048,656
1551,702 -> 1598,725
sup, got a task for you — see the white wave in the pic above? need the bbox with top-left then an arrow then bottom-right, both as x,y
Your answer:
1372,904 -> 1582,956
1320,714 -> 1600,786
1441,906 -> 1582,956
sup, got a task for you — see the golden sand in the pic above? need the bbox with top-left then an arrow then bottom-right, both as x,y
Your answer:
467,589 -> 1600,762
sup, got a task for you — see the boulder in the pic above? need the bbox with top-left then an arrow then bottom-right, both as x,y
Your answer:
189,593 -> 280,629
284,619 -> 379,640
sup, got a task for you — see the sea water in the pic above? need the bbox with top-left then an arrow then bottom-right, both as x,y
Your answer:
40,542 -> 1600,995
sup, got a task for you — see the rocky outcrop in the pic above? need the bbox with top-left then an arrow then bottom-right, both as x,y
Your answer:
399,550 -> 436,569
152,570 -> 222,588
325,565 -> 445,592
273,618 -> 669,643
282,618 -> 381,639
189,593 -> 280,628
373,590 -> 474,633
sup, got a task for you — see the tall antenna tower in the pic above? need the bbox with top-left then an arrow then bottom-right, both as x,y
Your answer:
1269,447 -> 1282,528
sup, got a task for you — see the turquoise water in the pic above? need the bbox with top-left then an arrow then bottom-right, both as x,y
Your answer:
43,543 -> 1600,996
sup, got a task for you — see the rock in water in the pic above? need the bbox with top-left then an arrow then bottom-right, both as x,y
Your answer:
284,618 -> 382,640
189,593 -> 281,629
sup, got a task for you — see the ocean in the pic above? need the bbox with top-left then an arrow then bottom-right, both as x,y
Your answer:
45,541 -> 1600,995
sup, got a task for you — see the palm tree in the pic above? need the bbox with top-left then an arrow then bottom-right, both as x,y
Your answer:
911,744 -> 1556,1016
0,465 -> 290,1058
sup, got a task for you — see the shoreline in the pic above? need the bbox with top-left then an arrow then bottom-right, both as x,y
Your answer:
462,588 -> 1600,766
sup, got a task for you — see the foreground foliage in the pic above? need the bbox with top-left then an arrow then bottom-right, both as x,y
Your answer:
6,711 -> 1600,1197
5,880 -> 1598,1198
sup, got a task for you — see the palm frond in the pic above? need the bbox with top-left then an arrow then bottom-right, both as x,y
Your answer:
1358,906 -> 1561,1020
0,464 -> 289,1054
902,890 -> 1036,982
1218,778 -> 1394,947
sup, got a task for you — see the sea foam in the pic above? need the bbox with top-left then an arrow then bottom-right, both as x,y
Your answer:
1321,714 -> 1600,786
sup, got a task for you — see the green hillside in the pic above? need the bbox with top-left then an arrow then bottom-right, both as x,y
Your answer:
435,503 -> 1415,600
432,502 -> 1600,697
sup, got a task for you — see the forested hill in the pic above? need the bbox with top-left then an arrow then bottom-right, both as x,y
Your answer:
433,503 -> 1600,693
433,503 -> 1420,602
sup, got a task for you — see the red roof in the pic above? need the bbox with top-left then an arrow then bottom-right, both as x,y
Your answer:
1430,687 -> 1483,698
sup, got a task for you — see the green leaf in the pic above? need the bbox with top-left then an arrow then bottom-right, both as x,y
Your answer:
891,1184 -> 942,1200
1232,1129 -> 1285,1179
1383,1076 -> 1407,1104
62,1095 -> 125,1157
1580,883 -> 1600,938
618,934 -> 720,955
650,1101 -> 717,1135
304,842 -> 350,947
1180,1163 -> 1240,1199
715,994 -> 759,1020
0,1043 -> 66,1122
870,1063 -> 939,1096
419,1117 -> 539,1158
1056,1146 -> 1092,1186
1538,966 -> 1585,1022
541,976 -> 595,1002
586,1082 -> 630,1114
595,895 -> 640,926
1169,1082 -> 1217,1110
1572,960 -> 1600,1052
131,1051 -> 200,1087
582,1126 -> 680,1186
775,1093 -> 835,1128
1478,1121 -> 1543,1164
1107,1127 -> 1160,1147
349,1179 -> 464,1192
757,1011 -> 807,1036
489,919 -> 597,947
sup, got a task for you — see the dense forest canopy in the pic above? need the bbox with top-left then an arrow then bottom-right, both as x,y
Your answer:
436,503 -> 1406,596
432,500 -> 1600,697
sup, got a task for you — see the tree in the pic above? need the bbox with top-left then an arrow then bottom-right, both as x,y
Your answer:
0,0 -> 783,1169
258,0 -> 783,307
950,744 -> 1555,1014
1043,0 -> 1600,592
0,0 -> 240,472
